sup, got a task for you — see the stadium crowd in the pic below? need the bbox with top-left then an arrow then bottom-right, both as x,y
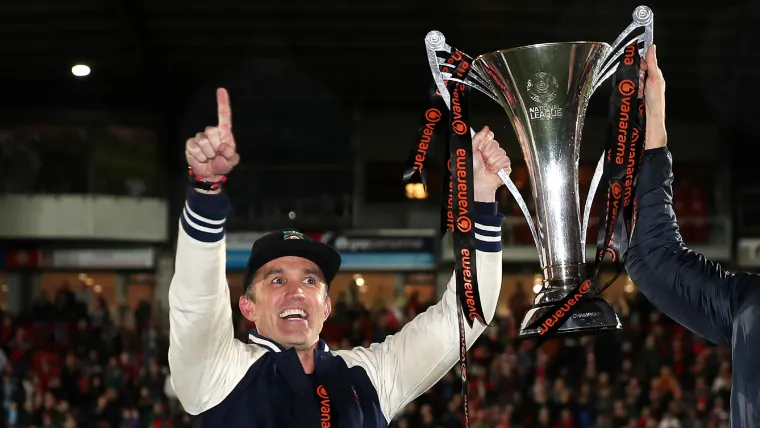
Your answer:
0,279 -> 732,428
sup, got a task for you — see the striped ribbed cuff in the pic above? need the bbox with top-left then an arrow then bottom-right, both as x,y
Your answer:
473,202 -> 504,252
180,187 -> 231,243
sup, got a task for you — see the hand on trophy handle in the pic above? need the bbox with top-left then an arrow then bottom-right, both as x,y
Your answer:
641,45 -> 667,150
584,6 -> 655,250
593,6 -> 654,93
468,123 -> 541,257
472,126 -> 511,202
423,31 -> 540,256
185,88 -> 241,189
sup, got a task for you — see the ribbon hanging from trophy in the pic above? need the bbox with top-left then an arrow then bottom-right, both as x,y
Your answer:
402,47 -> 487,428
402,83 -> 451,237
527,41 -> 647,346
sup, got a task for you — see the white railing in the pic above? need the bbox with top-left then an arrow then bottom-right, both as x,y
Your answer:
440,214 -> 733,263
501,215 -> 732,247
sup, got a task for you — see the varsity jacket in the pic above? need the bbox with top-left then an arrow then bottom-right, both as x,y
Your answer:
626,147 -> 760,427
167,187 -> 505,427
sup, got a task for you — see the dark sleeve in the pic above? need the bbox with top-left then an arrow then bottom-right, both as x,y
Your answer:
625,147 -> 757,347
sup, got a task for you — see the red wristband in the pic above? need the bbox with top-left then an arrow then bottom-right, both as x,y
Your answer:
188,167 -> 227,191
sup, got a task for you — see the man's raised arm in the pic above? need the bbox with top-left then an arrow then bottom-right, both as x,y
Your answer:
625,47 -> 757,347
625,148 -> 756,346
338,203 -> 503,422
338,126 -> 509,422
167,88 -> 265,415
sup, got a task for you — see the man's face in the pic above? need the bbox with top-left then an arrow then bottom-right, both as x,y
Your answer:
241,256 -> 331,351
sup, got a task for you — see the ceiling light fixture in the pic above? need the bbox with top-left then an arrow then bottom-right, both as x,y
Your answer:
71,64 -> 91,77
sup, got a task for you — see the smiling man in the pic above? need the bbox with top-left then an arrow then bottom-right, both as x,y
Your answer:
239,229 -> 342,365
168,87 -> 509,427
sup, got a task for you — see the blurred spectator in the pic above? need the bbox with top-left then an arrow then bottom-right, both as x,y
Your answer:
0,283 -> 185,428
377,287 -> 733,428
0,281 -> 734,427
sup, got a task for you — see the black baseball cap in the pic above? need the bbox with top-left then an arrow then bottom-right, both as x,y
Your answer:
242,229 -> 341,293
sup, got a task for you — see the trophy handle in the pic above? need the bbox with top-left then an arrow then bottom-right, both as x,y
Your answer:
424,31 -> 501,105
438,59 -> 498,102
591,5 -> 654,93
581,5 -> 654,260
425,31 -> 543,261
581,152 -> 605,262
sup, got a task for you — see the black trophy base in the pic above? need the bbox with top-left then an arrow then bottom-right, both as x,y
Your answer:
517,295 -> 622,339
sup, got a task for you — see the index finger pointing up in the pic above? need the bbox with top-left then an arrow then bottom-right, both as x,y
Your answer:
217,87 -> 232,129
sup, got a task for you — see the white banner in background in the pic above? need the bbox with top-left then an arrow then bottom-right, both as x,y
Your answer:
45,248 -> 156,269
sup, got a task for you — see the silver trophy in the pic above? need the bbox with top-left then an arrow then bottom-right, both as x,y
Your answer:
425,6 -> 654,338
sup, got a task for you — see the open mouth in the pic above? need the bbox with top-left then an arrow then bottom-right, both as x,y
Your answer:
279,308 -> 308,321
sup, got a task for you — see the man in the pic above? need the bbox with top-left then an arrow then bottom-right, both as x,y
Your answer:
168,87 -> 511,427
626,45 -> 760,426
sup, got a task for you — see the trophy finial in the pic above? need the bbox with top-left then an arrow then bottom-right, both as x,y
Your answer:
425,31 -> 446,51
633,6 -> 653,25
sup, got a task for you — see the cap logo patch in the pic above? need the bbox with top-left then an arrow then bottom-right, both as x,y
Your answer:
283,230 -> 304,240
